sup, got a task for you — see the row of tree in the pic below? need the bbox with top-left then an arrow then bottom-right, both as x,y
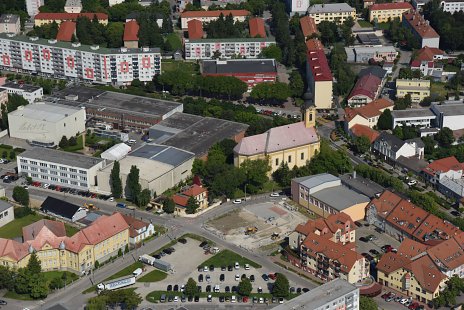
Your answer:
386,18 -> 420,50
318,17 -> 356,47
87,288 -> 143,309
0,94 -> 29,130
184,0 -> 266,16
110,163 -> 152,207
205,14 -> 247,39
329,44 -> 356,96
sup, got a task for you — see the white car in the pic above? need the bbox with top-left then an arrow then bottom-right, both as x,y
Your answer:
244,263 -> 250,270
400,297 -> 410,304
233,199 -> 242,204
235,274 -> 240,281
407,180 -> 417,186
173,296 -> 178,302
108,197 -> 114,202
203,266 -> 209,272
234,262 -> 240,269
43,183 -> 50,189
231,295 -> 236,303
259,297 -> 264,304
270,192 -> 280,197
128,139 -> 137,144
180,284 -> 185,292
22,185 -> 29,190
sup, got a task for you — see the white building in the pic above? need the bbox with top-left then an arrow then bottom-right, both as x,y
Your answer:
108,0 -> 124,6
184,38 -> 275,60
180,10 -> 250,29
8,103 -> 86,147
0,81 -> 43,103
440,0 -> 464,13
286,0 -> 310,15
373,132 -> 424,161
345,46 -> 398,63
26,0 -> 44,18
18,148 -> 106,191
100,143 -> 131,161
391,108 -> 437,128
307,3 -> 356,24
0,14 -> 21,35
64,0 -> 82,13
431,103 -> 464,130
0,33 -> 161,86
0,201 -> 14,228
120,213 -> 155,246
272,279 -> 359,310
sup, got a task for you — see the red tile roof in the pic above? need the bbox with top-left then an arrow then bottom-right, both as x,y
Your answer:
350,124 -> 380,143
397,238 -> 429,259
377,251 -> 411,274
119,213 -> 150,238
183,184 -> 207,197
181,10 -> 250,18
123,20 -> 139,42
414,46 -> 444,62
348,74 -> 382,101
426,235 -> 464,271
306,40 -> 332,82
300,16 -> 318,38
56,21 -> 75,42
410,60 -> 435,68
187,19 -> 204,40
367,190 -> 403,219
35,12 -> 108,21
413,213 -> 460,244
344,98 -> 393,122
295,213 -> 355,238
23,219 -> 66,242
423,156 -> 462,177
370,2 -> 412,11
0,238 -> 29,261
385,199 -> 429,235
403,10 -> 439,39
173,194 -> 189,207
249,17 -> 266,38
409,255 -> 446,293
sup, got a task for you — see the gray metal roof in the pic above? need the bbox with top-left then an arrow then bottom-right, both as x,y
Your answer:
391,108 -> 436,119
293,173 -> 340,189
3,82 -> 42,92
432,103 -> 464,116
9,103 -> 82,122
308,3 -> 355,13
375,132 -> 405,152
340,173 -> 384,198
359,66 -> 387,79
19,147 -> 104,169
312,185 -> 370,211
130,144 -> 194,167
201,59 -> 277,75
271,279 -> 358,310
357,33 -> 381,45
0,200 -> 12,213
0,14 -> 19,24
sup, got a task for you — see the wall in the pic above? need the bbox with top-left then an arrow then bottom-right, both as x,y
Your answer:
342,202 -> 368,222
0,206 -> 13,228
314,80 -> 333,109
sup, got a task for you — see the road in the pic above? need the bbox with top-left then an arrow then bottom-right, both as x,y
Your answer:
1,184 -> 316,309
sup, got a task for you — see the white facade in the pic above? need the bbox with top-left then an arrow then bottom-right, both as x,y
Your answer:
180,12 -> 248,29
440,0 -> 464,13
0,202 -> 14,228
100,143 -> 131,161
184,39 -> 275,60
307,3 -> 356,24
431,104 -> 464,130
0,34 -> 161,85
391,109 -> 437,128
17,148 -> 106,191
1,82 -> 43,103
0,15 -> 21,35
130,223 -> 155,245
373,133 -> 419,161
26,0 -> 44,18
108,0 -> 124,6
64,0 -> 82,13
8,103 -> 86,147
287,0 -> 310,15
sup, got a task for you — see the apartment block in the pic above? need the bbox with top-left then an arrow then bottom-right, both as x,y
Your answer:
440,0 -> 464,13
305,39 -> 333,109
369,2 -> 413,22
307,3 -> 356,24
0,14 -> 21,35
402,10 -> 440,48
180,10 -> 250,29
396,78 -> 431,103
0,33 -> 161,85
34,13 -> 108,27
26,0 -> 44,18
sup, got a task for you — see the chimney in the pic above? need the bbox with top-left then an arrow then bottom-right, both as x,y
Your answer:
353,170 -> 357,179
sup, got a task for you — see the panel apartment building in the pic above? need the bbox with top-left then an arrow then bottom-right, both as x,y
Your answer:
0,33 -> 161,85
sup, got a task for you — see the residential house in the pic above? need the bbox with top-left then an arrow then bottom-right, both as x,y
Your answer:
440,0 -> 464,13
396,79 -> 431,103
40,196 -> 87,222
0,201 -> 14,228
34,13 -> 108,27
343,98 -> 394,130
123,20 -> 139,49
119,213 -> 155,247
305,39 -> 333,109
372,132 -> 424,162
414,46 -> 445,62
172,184 -> 209,214
349,124 -> 380,144
369,2 -> 413,22
422,156 -> 464,201
0,14 -> 21,35
347,67 -> 387,106
291,173 -> 370,221
180,10 -> 250,29
402,10 -> 440,48
307,4 -> 356,24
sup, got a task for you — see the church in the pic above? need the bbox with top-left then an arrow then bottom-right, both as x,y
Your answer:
233,92 -> 320,173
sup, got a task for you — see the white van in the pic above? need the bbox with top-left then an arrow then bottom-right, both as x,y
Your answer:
132,268 -> 142,277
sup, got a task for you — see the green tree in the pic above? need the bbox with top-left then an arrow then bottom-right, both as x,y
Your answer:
186,196 -> 200,214
0,266 -> 15,291
13,186 -> 29,206
14,269 -> 30,294
126,165 -> 141,203
162,198 -> 175,214
394,94 -> 412,110
59,136 -> 68,148
259,44 -> 282,63
238,277 -> 252,296
137,189 -> 151,207
184,277 -> 198,297
239,159 -> 270,194
354,136 -> 371,154
289,71 -> 304,98
377,109 -> 393,130
359,296 -> 378,310
272,273 -> 289,298
27,252 -> 42,275
250,82 -> 291,104
435,127 -> 455,147
106,22 -> 124,48
110,161 -> 122,198
272,163 -> 294,187
68,136 -> 77,146
393,126 -> 404,140
9,150 -> 16,160
49,277 -> 64,290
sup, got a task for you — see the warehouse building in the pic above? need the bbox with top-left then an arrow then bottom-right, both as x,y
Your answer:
345,46 -> 398,63
0,33 -> 161,86
8,103 -> 86,147
431,103 -> 464,130
0,80 -> 43,103
100,143 -> 131,161
97,144 -> 195,196
18,148 -> 105,191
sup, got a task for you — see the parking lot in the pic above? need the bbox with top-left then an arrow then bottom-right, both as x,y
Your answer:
355,221 -> 401,261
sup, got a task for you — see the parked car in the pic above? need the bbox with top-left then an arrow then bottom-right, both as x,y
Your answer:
206,274 -> 211,282
234,262 -> 240,269
244,263 -> 250,270
194,296 -> 199,302
270,192 -> 279,197
178,238 -> 187,244
235,274 -> 240,281
451,210 -> 461,217
228,265 -> 233,271
167,285 -> 172,291
199,241 -> 208,247
369,249 -> 380,255
198,274 -> 203,282
221,266 -> 226,271
250,275 -> 255,282
233,199 -> 242,204
220,274 -> 225,282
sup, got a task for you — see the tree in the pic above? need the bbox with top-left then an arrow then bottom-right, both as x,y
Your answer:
106,22 -> 124,48
126,165 -> 141,203
393,126 -> 403,140
238,277 -> 252,296
239,159 -> 270,194
110,161 -> 122,198
59,136 -> 68,148
359,296 -> 378,310
289,71 -> 304,98
49,277 -> 64,290
259,44 -> 282,63
354,136 -> 371,154
137,189 -> 151,207
184,277 -> 198,297
9,150 -> 16,160
250,82 -> 291,104
272,273 -> 289,298
27,252 -> 42,275
68,136 -> 77,146
0,266 -> 15,291
394,94 -> 412,110
186,196 -> 200,214
272,163 -> 294,187
435,127 -> 455,147
13,186 -> 29,206
163,198 -> 175,214
377,109 -> 393,130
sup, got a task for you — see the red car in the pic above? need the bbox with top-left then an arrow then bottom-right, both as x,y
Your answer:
408,302 -> 419,310
269,273 -> 277,280
242,296 -> 249,303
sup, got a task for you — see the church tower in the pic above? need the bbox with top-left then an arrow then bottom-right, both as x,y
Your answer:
302,90 -> 316,128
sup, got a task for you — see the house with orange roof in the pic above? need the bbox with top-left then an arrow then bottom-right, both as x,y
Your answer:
119,213 -> 155,246
305,39 -> 333,109
249,17 -> 266,38
414,46 -> 445,62
187,19 -> 203,40
172,184 -> 208,215
0,212 -> 129,274
422,156 -> 463,185
299,16 -> 318,39
123,20 -> 139,49
343,98 -> 394,130
349,124 -> 379,143
402,10 -> 440,48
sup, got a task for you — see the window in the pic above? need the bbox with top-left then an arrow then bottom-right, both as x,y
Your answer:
60,166 -> 67,171
30,161 -> 37,165
79,170 -> 86,174
51,171 -> 58,175
60,172 -> 67,177
70,168 -> 77,173
50,164 -> 57,169
275,158 -> 279,166
40,169 -> 47,173
301,153 -> 304,160
40,163 -> 47,167
288,155 -> 292,163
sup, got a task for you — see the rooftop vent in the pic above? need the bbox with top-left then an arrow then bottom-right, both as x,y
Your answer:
72,42 -> 81,47
48,39 -> 57,44
29,36 -> 39,41
90,45 -> 99,50
120,47 -> 127,53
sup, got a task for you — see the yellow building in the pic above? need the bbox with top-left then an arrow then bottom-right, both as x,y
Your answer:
377,252 -> 447,303
291,173 -> 370,222
369,2 -> 413,23
234,97 -> 320,173
34,12 -> 109,27
307,3 -> 356,24
344,98 -> 394,130
0,213 -> 129,274
396,79 -> 431,103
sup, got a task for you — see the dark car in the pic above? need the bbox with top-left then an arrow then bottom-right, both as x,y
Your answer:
181,295 -> 186,302
163,248 -> 172,255
168,296 -> 173,302
369,249 -> 380,255
221,266 -> 226,271
225,286 -> 230,293
206,285 -> 211,292
0,300 -> 6,305
220,274 -> 225,282
451,210 -> 461,217
174,284 -> 179,292
178,238 -> 187,244
263,274 -> 269,281
194,296 -> 199,302
154,254 -> 162,259
188,296 -> 193,302
250,275 -> 255,282
199,241 -> 208,247
228,265 -> 233,271
359,236 -> 368,242
290,287 -> 296,293
302,288 -> 310,293
297,287 -> 302,293
167,285 -> 172,291
198,274 -> 203,282
219,296 -> 225,302
354,221 -> 363,227
197,286 -> 202,292
169,247 -> 176,253
232,286 -> 238,292
209,265 -> 215,271
241,273 -> 247,279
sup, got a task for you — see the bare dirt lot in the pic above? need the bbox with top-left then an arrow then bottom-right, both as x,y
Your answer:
206,201 -> 307,252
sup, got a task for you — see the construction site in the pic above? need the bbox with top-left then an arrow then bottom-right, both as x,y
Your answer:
205,200 -> 308,252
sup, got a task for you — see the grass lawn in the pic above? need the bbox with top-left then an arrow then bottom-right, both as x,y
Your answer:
65,224 -> 80,237
3,291 -> 34,300
376,22 -> 391,30
43,271 -> 79,285
161,60 -> 198,74
0,213 -> 44,239
61,135 -> 84,152
358,20 -> 373,28
137,270 -> 167,282
431,81 -> 448,98
199,249 -> 262,269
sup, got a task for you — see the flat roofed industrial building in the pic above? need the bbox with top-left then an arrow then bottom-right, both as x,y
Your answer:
51,86 -> 183,130
0,81 -> 43,103
149,112 -> 248,158
8,103 -> 86,147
